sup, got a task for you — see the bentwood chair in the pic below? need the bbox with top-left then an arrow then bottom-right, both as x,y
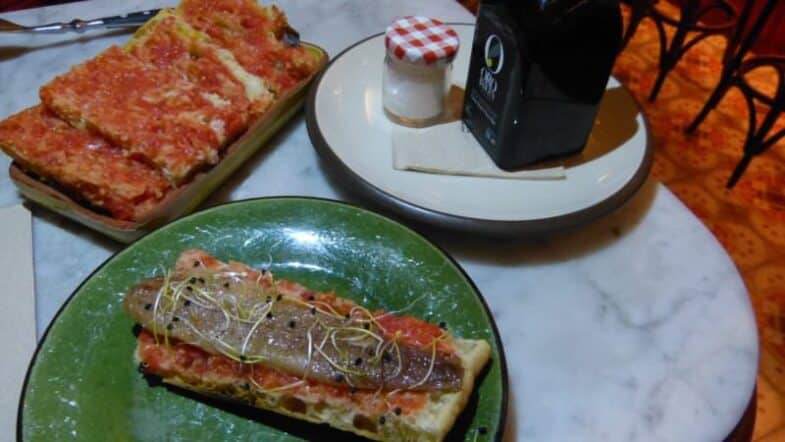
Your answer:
620,0 -> 739,102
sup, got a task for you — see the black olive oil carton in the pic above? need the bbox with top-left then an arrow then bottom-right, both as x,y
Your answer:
462,0 -> 622,169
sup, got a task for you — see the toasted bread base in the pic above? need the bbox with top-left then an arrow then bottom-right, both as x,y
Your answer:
136,338 -> 490,441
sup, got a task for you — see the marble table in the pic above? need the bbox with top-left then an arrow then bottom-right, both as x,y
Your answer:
0,0 -> 759,440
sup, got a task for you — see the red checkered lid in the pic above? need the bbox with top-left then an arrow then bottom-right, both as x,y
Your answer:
385,16 -> 460,67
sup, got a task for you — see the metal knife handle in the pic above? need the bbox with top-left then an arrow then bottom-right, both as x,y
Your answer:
101,9 -> 161,29
26,9 -> 161,34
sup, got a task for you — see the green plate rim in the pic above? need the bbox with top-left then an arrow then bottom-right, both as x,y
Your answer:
17,196 -> 509,441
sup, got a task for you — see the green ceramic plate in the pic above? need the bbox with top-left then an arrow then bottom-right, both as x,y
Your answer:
19,197 -> 507,441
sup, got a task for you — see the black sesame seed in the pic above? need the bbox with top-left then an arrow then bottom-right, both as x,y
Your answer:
266,295 -> 272,303
478,426 -> 487,435
368,348 -> 375,356
189,277 -> 197,284
193,260 -> 200,267
335,373 -> 345,383
144,303 -> 152,311
166,323 -> 174,330
240,355 -> 247,361
288,320 -> 296,329
267,312 -> 273,319
186,286 -> 193,292
306,294 -> 315,301
310,307 -> 317,315
172,317 -> 180,322
379,416 -> 386,425
394,407 -> 402,416
184,300 -> 191,307
354,357 -> 362,366
382,352 -> 392,362
223,282 -> 230,288
344,313 -> 350,320
362,323 -> 370,330
438,321 -> 447,330
198,278 -> 205,284
243,383 -> 250,390
276,294 -> 282,301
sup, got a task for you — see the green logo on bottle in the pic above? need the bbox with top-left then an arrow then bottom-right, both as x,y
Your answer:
484,34 -> 504,74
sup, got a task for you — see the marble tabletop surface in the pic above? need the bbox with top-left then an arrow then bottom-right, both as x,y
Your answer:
0,0 -> 759,440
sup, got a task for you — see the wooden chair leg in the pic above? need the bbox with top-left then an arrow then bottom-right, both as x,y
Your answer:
620,6 -> 648,51
649,15 -> 692,102
686,73 -> 734,134
726,57 -> 785,188
686,0 -> 779,133
647,0 -> 737,102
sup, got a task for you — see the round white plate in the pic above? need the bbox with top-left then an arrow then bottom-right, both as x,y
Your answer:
306,24 -> 652,235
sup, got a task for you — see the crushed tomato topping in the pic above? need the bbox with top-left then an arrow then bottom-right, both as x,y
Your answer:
137,330 -> 429,415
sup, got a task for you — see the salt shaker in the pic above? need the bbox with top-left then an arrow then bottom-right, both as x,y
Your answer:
383,17 -> 460,127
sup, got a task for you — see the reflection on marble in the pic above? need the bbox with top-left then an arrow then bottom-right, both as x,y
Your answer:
436,178 -> 758,441
0,1 -> 758,441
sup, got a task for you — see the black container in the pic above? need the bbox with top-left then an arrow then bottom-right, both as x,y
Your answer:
462,0 -> 623,169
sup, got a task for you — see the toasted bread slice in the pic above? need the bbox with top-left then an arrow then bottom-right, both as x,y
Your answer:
136,334 -> 489,441
0,106 -> 170,220
176,0 -> 321,95
40,45 -> 230,183
128,9 -> 274,116
132,249 -> 492,441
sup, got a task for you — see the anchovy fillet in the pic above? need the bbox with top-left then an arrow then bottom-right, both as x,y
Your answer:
124,273 -> 463,392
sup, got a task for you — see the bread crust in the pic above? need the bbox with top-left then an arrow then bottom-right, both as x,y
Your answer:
136,337 -> 490,441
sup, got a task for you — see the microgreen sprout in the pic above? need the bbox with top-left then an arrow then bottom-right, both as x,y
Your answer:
141,265 -> 448,393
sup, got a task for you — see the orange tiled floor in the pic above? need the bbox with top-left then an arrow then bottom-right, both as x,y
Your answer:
612,4 -> 785,439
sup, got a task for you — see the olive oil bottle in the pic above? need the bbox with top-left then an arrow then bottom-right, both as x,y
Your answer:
462,0 -> 622,169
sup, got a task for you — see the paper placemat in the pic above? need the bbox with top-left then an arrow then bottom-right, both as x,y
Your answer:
0,204 -> 36,433
392,121 -> 566,180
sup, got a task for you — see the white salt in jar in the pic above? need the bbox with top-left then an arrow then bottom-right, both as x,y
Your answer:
382,16 -> 460,127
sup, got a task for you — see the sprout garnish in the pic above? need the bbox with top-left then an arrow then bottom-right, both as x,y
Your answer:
145,267 -> 446,391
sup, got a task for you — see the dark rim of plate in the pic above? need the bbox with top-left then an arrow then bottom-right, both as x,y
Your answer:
17,196 -> 509,442
305,23 -> 655,237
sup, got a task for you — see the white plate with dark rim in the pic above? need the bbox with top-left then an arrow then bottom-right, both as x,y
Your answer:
306,23 -> 652,236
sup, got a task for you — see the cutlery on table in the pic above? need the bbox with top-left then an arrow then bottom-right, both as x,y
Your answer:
0,9 -> 160,33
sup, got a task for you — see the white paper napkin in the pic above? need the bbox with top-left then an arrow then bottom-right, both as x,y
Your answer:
392,121 -> 566,180
0,205 -> 36,433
